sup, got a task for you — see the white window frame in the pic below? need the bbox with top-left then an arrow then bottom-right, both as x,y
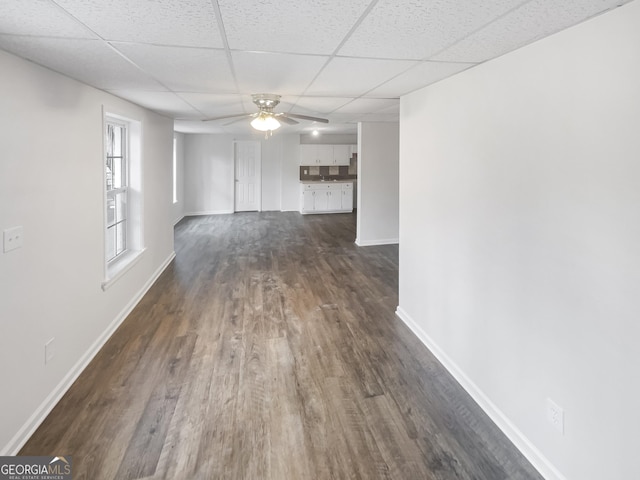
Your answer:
173,137 -> 178,204
105,119 -> 129,261
102,109 -> 145,290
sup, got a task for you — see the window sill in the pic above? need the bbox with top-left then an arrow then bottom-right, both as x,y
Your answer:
102,248 -> 146,291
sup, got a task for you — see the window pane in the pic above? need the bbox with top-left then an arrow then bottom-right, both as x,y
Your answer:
112,155 -> 124,189
113,125 -> 122,157
106,124 -> 114,157
116,190 -> 127,223
107,192 -> 116,226
106,123 -> 126,190
106,157 -> 113,190
116,221 -> 126,256
106,224 -> 116,261
173,138 -> 177,203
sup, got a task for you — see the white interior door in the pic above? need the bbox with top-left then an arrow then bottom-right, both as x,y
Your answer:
234,141 -> 261,212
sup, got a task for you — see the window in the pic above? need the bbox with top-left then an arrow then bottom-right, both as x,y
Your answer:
103,112 -> 144,289
105,121 -> 128,261
173,137 -> 177,204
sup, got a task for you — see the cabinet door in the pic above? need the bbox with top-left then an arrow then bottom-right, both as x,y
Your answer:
302,190 -> 315,212
332,145 -> 351,165
327,186 -> 342,210
341,183 -> 353,211
317,145 -> 333,165
300,145 -> 316,165
300,144 -> 334,165
313,190 -> 329,210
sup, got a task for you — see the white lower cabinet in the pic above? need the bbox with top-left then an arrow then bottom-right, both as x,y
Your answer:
341,182 -> 353,211
300,182 -> 354,214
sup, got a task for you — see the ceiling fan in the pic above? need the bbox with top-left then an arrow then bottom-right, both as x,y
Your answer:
203,93 -> 328,135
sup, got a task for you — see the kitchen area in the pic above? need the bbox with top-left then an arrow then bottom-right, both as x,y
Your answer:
298,138 -> 357,214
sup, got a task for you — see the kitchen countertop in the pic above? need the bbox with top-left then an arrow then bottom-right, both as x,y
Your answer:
300,179 -> 355,184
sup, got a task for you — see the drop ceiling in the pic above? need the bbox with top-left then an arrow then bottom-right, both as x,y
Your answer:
0,0 -> 631,134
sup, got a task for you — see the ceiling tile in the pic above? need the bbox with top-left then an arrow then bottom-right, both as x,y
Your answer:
311,122 -> 358,134
357,112 -> 400,122
368,61 -> 475,96
0,0 -> 97,38
0,36 -> 165,91
108,90 -> 200,117
174,119 -> 233,134
113,43 -> 235,93
338,0 -> 524,60
433,0 -> 632,63
218,0 -> 371,54
54,0 -> 223,47
176,93 -> 246,118
292,97 -> 353,114
333,98 -> 399,114
231,52 -> 329,96
305,57 -> 418,96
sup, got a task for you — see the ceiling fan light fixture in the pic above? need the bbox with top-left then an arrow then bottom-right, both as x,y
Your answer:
251,113 -> 281,132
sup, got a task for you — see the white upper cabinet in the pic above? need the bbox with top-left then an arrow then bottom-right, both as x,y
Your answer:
300,144 -> 332,165
332,145 -> 351,166
300,144 -> 354,166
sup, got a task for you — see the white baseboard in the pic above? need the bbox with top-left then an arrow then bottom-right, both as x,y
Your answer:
395,306 -> 567,480
355,237 -> 399,246
185,210 -> 234,216
1,252 -> 176,456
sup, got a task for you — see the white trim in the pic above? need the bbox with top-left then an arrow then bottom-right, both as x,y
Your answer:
1,252 -> 176,456
355,237 -> 399,246
185,210 -> 234,216
394,306 -> 568,480
300,210 -> 353,215
173,215 -> 185,226
102,247 -> 146,291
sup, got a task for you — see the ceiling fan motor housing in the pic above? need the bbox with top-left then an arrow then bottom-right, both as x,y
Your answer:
252,93 -> 281,112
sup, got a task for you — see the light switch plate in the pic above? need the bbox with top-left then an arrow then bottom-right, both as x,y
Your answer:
3,226 -> 23,253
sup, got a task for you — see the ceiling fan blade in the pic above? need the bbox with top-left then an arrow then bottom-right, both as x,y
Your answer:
224,114 -> 258,126
285,113 -> 329,124
276,115 -> 299,125
202,113 -> 251,122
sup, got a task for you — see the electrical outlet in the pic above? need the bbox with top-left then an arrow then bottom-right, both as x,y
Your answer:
547,398 -> 564,434
3,226 -> 23,253
45,338 -> 55,365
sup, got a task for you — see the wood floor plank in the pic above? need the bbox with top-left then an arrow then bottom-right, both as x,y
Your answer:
115,334 -> 197,480
20,212 -> 544,480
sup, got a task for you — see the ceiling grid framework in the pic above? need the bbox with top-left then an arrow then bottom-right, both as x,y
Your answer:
0,0 -> 632,134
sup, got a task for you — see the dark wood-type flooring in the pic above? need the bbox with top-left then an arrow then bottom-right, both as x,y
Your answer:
21,212 -> 543,480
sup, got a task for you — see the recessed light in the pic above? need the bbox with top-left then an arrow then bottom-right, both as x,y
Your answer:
312,130 -> 319,136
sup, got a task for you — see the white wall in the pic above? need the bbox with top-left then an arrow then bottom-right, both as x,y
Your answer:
281,135 -> 302,212
0,50 -> 175,454
397,2 -> 640,479
173,132 -> 185,224
356,122 -> 399,246
300,133 -> 357,145
184,134 -> 236,215
184,133 -> 300,214
261,136 -> 282,212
